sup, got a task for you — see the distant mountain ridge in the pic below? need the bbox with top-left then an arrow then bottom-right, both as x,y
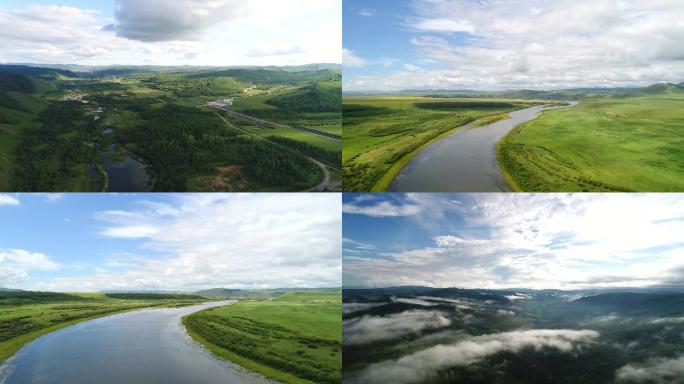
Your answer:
344,81 -> 684,99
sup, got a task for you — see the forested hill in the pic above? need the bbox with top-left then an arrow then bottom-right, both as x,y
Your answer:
0,65 -> 78,80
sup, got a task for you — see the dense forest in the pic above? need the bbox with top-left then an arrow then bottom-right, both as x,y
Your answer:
266,80 -> 341,113
0,65 -> 340,192
12,101 -> 98,191
120,104 -> 320,191
269,136 -> 340,166
150,75 -> 245,97
0,73 -> 35,93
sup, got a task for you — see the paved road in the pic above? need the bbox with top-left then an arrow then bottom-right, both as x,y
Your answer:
215,107 -> 340,143
213,112 -> 335,191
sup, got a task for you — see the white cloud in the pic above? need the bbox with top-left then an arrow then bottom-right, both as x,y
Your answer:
101,225 -> 159,239
0,194 -> 20,206
343,48 -> 368,68
358,8 -> 376,17
32,194 -> 341,292
110,0 -> 248,42
0,0 -> 340,66
343,200 -> 422,217
616,355 -> 684,383
412,18 -> 475,34
353,329 -> 600,384
344,310 -> 451,345
0,249 -> 60,286
41,193 -> 65,202
345,0 -> 684,90
344,194 -> 684,289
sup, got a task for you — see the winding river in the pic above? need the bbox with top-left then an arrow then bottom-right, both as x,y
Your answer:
0,301 -> 274,384
388,105 -> 552,192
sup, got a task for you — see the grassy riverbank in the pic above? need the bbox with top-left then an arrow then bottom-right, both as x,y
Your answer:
0,291 -> 205,362
498,91 -> 684,191
342,96 -> 537,191
184,290 -> 342,384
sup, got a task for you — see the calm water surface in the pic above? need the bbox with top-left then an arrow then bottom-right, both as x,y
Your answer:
389,106 -> 547,192
0,301 -> 275,384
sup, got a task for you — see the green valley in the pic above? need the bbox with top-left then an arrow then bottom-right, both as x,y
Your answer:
0,64 -> 341,192
342,97 -> 539,191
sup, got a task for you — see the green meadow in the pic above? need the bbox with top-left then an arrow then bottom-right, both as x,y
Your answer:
0,291 -> 204,362
342,96 -> 535,191
498,92 -> 684,191
184,290 -> 342,384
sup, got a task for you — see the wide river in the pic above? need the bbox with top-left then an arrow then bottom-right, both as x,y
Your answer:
388,105 -> 547,192
0,301 -> 274,384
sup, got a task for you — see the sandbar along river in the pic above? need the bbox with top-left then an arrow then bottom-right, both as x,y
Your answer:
0,301 -> 275,384
389,105 -> 549,192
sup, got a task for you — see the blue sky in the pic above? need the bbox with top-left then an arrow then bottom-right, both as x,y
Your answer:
343,193 -> 684,289
0,0 -> 340,66
343,0 -> 684,91
0,193 -> 341,291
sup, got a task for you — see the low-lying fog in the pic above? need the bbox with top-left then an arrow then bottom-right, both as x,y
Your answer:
343,287 -> 684,384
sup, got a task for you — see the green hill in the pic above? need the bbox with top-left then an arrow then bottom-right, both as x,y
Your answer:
266,80 -> 342,113
189,68 -> 338,85
0,73 -> 35,93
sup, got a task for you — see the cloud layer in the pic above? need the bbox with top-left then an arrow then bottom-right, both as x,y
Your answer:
344,0 -> 684,90
344,310 -> 451,345
24,194 -> 340,291
344,194 -> 684,289
353,329 -> 600,384
0,0 -> 340,66
616,355 -> 684,383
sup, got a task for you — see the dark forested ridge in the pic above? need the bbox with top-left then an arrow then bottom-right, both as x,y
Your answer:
0,73 -> 35,93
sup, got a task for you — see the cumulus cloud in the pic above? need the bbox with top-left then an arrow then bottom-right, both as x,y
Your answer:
110,0 -> 247,42
0,249 -> 60,286
0,1 -> 340,66
0,194 -> 20,206
343,48 -> 368,68
412,18 -> 475,34
358,8 -> 376,17
344,0 -> 684,90
343,198 -> 422,217
32,194 -> 341,292
344,194 -> 684,289
353,329 -> 600,384
344,310 -> 451,345
616,355 -> 684,383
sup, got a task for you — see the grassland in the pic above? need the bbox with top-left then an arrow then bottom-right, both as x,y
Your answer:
0,291 -> 205,362
342,96 -> 536,191
498,92 -> 684,191
184,290 -> 342,384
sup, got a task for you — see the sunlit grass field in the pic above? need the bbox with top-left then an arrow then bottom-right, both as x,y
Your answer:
184,290 -> 342,384
498,93 -> 684,191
